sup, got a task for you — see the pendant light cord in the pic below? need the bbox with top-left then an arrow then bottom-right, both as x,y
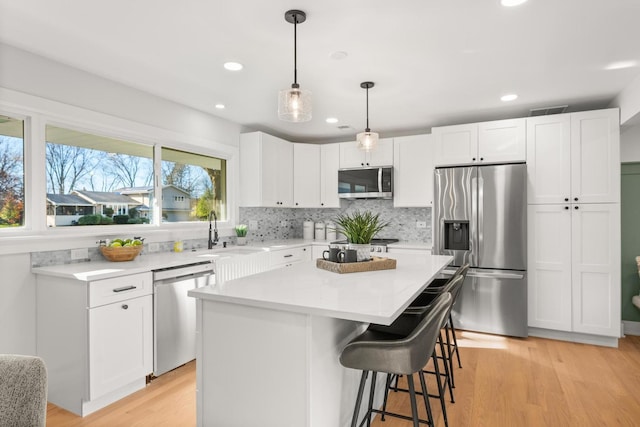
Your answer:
293,14 -> 298,86
365,85 -> 370,131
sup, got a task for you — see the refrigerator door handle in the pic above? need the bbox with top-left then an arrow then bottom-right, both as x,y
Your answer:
467,270 -> 525,280
471,175 -> 479,266
477,175 -> 484,266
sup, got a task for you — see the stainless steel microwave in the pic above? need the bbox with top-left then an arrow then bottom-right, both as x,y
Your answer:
338,167 -> 393,199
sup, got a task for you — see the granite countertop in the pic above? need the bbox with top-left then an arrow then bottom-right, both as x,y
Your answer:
189,253 -> 452,324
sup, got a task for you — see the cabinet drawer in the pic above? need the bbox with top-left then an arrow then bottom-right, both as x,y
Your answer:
89,272 -> 153,308
270,246 -> 311,268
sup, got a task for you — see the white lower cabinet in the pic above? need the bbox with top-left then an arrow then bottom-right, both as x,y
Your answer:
528,204 -> 620,339
89,294 -> 153,400
36,272 -> 153,416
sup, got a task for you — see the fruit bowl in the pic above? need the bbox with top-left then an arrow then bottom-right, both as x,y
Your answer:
100,245 -> 143,262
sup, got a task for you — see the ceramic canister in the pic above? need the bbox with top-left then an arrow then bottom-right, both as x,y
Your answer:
303,221 -> 314,240
325,222 -> 337,241
314,222 -> 326,240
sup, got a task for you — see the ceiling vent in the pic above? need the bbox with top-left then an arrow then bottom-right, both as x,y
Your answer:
337,125 -> 355,131
529,105 -> 568,116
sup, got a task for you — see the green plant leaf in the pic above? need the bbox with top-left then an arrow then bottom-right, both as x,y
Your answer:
333,210 -> 389,244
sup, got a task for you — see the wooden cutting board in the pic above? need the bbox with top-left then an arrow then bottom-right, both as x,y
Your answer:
316,257 -> 397,274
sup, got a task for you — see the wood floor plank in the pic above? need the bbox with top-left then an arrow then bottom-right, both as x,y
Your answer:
46,332 -> 640,427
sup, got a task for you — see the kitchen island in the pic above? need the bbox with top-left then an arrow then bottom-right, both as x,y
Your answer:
188,253 -> 452,427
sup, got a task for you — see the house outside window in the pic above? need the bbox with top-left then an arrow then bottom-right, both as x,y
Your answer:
161,147 -> 227,222
45,125 -> 153,226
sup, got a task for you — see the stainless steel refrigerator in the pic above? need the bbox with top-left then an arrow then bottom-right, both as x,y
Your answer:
433,163 -> 527,337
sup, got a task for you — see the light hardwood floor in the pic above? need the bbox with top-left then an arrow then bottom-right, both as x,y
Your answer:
47,331 -> 640,426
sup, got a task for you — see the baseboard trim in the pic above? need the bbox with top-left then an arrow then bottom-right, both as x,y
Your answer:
622,320 -> 640,336
528,327 -> 619,348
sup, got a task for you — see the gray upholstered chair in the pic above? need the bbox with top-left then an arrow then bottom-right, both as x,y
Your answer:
0,354 -> 48,427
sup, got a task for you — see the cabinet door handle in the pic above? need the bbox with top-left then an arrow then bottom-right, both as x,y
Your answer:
564,198 -> 569,202
121,304 -> 129,310
574,197 -> 578,201
564,206 -> 569,210
480,157 -> 484,161
113,285 -> 136,293
284,254 -> 293,258
472,157 -> 476,161
574,206 -> 579,210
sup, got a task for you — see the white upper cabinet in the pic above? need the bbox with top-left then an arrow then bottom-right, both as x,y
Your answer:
320,144 -> 340,208
433,119 -> 525,166
240,132 -> 293,207
477,119 -> 526,163
526,114 -> 572,204
432,123 -> 478,166
570,109 -> 620,204
393,134 -> 434,207
339,138 -> 394,168
527,109 -> 620,204
293,144 -> 321,208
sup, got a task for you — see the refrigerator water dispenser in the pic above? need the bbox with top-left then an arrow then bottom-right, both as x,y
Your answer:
443,220 -> 469,251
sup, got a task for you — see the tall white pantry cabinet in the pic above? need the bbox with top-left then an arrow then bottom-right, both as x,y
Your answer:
527,109 -> 621,342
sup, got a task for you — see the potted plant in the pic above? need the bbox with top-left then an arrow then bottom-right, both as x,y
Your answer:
235,224 -> 248,245
333,210 -> 389,261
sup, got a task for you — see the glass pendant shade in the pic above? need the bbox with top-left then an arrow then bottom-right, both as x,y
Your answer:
356,130 -> 379,152
278,85 -> 312,122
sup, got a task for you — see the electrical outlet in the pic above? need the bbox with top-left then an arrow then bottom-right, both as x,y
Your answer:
70,248 -> 88,260
148,242 -> 160,252
416,221 -> 427,229
249,220 -> 258,230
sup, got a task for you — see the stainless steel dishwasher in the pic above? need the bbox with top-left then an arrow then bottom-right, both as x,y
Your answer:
152,261 -> 214,376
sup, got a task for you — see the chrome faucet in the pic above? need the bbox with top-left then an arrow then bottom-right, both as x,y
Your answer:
208,211 -> 219,249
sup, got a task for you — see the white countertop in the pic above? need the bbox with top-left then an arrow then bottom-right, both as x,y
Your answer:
189,253 -> 452,324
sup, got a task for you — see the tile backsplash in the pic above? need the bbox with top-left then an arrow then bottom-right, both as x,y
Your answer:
239,199 -> 431,243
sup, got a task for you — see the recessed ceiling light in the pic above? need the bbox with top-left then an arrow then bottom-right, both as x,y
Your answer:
501,94 -> 518,102
605,60 -> 638,70
329,51 -> 348,60
326,117 -> 339,124
215,104 -> 225,109
501,0 -> 528,6
223,62 -> 243,71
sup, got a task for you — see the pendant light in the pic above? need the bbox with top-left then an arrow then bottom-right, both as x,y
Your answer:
278,10 -> 312,122
356,81 -> 379,151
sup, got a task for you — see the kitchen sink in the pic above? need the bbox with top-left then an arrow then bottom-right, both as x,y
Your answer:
197,246 -> 267,258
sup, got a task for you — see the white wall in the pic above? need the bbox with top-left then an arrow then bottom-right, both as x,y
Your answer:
0,254 -> 36,355
621,123 -> 640,163
0,43 -> 241,147
611,72 -> 640,126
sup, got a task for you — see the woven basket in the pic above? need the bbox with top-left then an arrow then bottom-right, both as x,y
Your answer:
100,245 -> 143,262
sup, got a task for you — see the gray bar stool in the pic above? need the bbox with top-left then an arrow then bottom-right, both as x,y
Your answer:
377,275 -> 464,427
420,264 -> 469,376
340,292 -> 452,427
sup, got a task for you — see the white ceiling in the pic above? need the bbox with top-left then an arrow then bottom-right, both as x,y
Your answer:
1,0 -> 639,143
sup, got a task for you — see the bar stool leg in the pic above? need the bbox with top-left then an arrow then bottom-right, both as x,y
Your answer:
351,371 -> 368,427
444,323 -> 455,388
449,314 -> 462,368
418,370 -> 435,427
432,352 -> 449,427
438,330 -> 455,403
365,372 -> 377,427
406,374 -> 420,427
380,373 -> 394,421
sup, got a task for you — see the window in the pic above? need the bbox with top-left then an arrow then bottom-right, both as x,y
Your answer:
45,125 -> 154,227
0,115 -> 25,228
161,147 -> 227,222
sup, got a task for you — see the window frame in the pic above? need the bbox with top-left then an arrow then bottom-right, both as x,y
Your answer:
0,94 -> 238,248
